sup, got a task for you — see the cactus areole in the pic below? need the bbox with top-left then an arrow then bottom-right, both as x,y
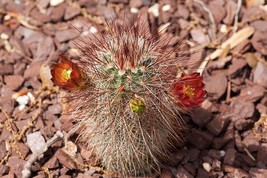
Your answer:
51,19 -> 206,177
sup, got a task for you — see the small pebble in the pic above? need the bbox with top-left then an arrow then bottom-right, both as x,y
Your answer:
148,3 -> 159,17
89,26 -> 98,34
130,7 -> 139,14
220,150 -> 226,157
203,162 -> 212,172
162,4 -> 171,12
220,24 -> 228,33
16,95 -> 30,111
4,15 -> 11,21
50,0 -> 64,6
0,33 -> 9,40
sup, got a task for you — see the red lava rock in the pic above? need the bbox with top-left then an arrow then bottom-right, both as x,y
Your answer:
206,115 -> 230,136
176,5 -> 189,19
188,148 -> 200,162
30,8 -> 51,23
24,61 -> 44,79
59,175 -> 71,178
4,75 -> 24,90
64,5 -> 81,20
223,165 -> 250,178
190,108 -> 212,128
55,29 -> 80,43
252,31 -> 267,55
16,142 -> 29,158
196,168 -> 209,178
257,143 -> 267,167
0,64 -> 14,75
208,149 -> 221,160
56,149 -> 77,170
251,20 -> 267,32
234,130 -> 243,152
7,156 -> 26,178
256,103 -> 267,114
184,162 -> 196,176
35,36 -> 55,61
211,159 -> 221,171
51,3 -> 65,22
249,168 -> 267,178
48,103 -> 62,115
253,62 -> 267,87
44,155 -> 59,169
230,102 -> 255,120
237,153 -> 255,167
208,0 -> 226,24
205,73 -> 227,100
213,123 -> 234,149
129,0 -> 145,8
231,85 -> 265,103
160,168 -> 174,178
189,129 -> 213,149
0,165 -> 9,176
208,171 -> 223,178
242,131 -> 260,152
109,0 -> 128,3
0,141 -> 7,160
224,148 -> 236,166
176,166 -> 194,178
13,63 -> 26,75
227,58 -> 247,77
190,29 -> 208,44
0,96 -> 14,114
242,6 -> 264,22
37,0 -> 49,9
0,171 -> 15,178
234,118 -> 254,131
60,114 -> 74,132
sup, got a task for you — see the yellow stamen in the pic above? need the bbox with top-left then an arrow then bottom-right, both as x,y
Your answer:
62,69 -> 72,80
183,85 -> 195,97
130,98 -> 145,114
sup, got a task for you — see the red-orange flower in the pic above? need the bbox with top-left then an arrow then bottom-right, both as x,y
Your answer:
171,72 -> 206,108
51,55 -> 87,90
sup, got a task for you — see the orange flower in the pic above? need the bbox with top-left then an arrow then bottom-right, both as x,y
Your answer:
171,72 -> 206,108
51,55 -> 87,90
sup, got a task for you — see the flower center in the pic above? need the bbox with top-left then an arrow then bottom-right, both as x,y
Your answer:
183,85 -> 195,97
62,69 -> 72,80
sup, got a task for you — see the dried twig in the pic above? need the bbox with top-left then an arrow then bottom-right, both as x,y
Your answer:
22,131 -> 64,178
233,0 -> 242,33
244,147 -> 256,161
197,26 -> 255,75
193,0 -> 216,40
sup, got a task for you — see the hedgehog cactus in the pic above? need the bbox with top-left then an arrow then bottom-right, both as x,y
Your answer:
51,19 -> 206,177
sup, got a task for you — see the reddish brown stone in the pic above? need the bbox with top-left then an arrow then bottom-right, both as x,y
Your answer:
249,168 -> 267,178
205,73 -> 227,100
160,168 -> 174,178
0,64 -> 14,75
189,129 -> 213,149
4,75 -> 24,90
242,130 -> 260,152
190,108 -> 212,128
224,148 -> 236,166
206,115 -> 230,136
176,166 -> 194,178
56,149 -> 77,170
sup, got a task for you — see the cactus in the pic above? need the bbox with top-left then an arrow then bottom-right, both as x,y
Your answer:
51,19 -> 206,177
